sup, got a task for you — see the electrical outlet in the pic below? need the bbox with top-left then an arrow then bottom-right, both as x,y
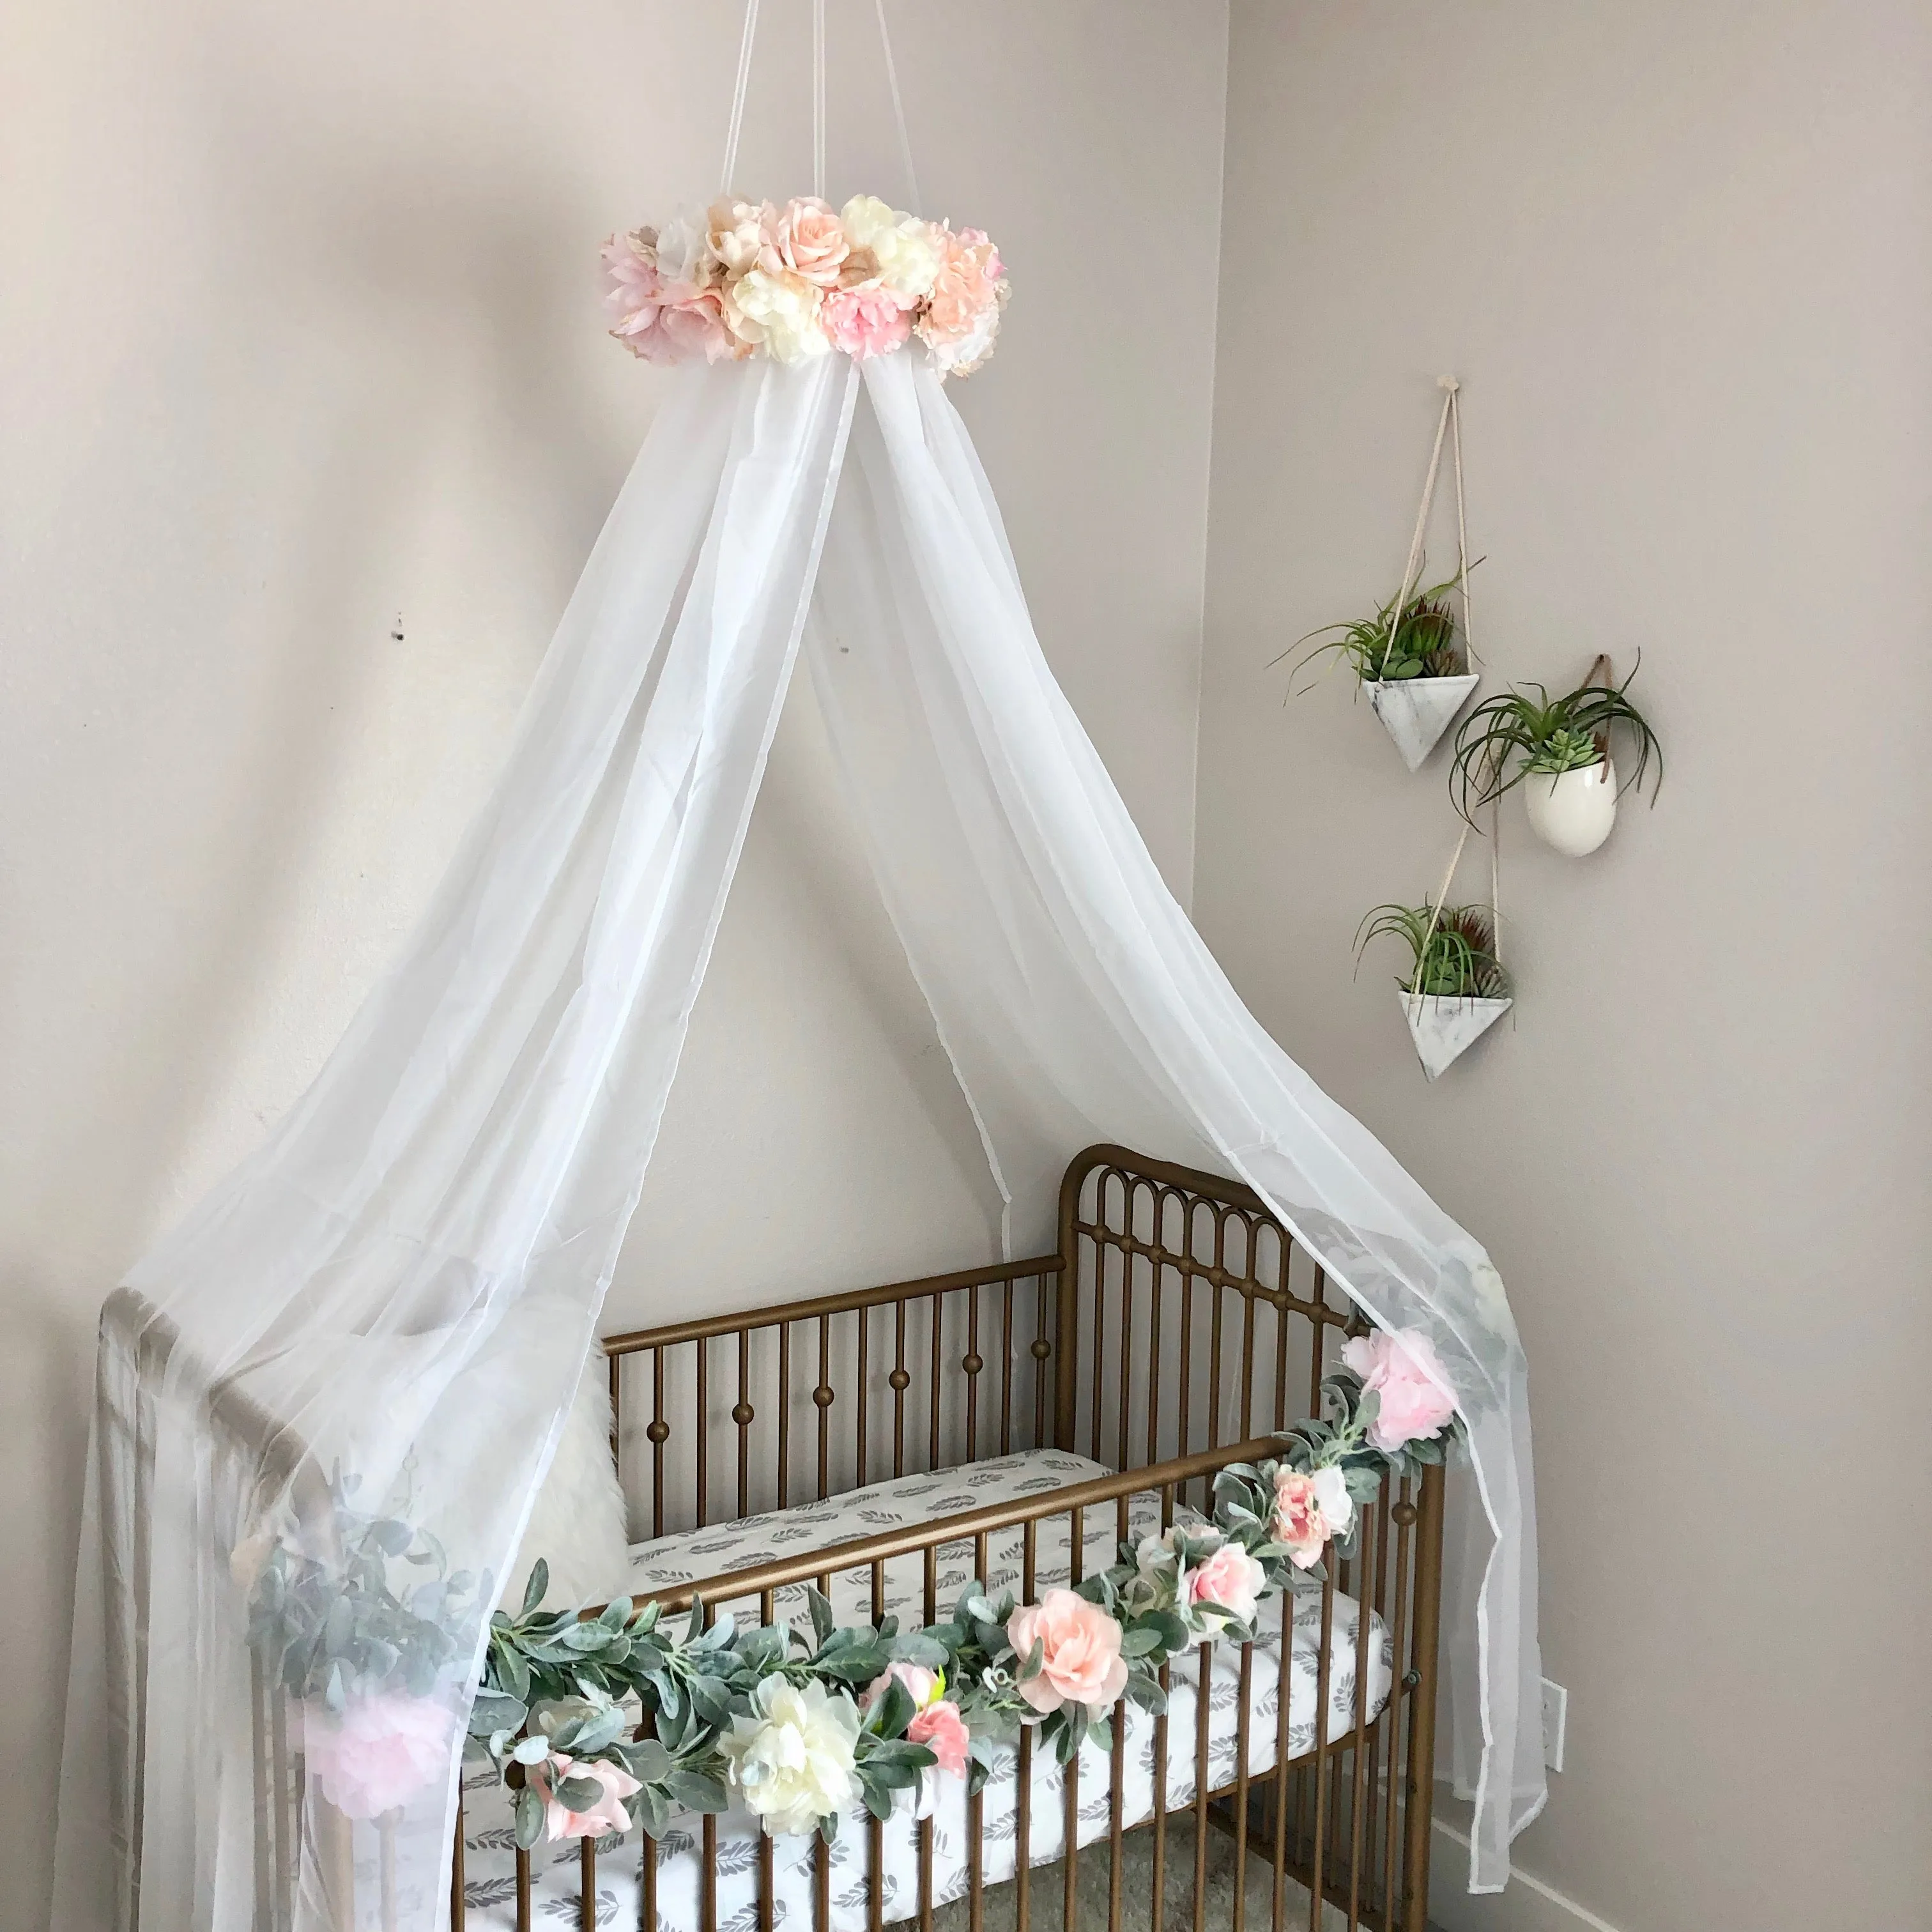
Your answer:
1540,1677 -> 1568,1774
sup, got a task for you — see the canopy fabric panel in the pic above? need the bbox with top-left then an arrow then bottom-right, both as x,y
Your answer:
54,349 -> 1541,1931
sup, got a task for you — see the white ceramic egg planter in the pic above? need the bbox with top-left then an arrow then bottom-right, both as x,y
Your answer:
1367,673 -> 1482,772
1524,756 -> 1618,857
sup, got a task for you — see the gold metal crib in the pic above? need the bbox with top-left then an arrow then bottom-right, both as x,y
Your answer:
448,1146 -> 1446,1932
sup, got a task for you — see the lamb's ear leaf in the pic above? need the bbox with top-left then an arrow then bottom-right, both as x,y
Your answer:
807,1588 -> 836,1649
522,1561 -> 549,1618
514,1786 -> 546,1849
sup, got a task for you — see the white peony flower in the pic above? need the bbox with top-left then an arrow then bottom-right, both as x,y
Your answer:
653,208 -> 712,288
839,195 -> 940,302
726,267 -> 831,365
1310,1462 -> 1354,1538
721,1676 -> 861,1837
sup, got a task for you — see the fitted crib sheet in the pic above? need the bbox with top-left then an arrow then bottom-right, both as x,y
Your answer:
459,1448 -> 1392,1929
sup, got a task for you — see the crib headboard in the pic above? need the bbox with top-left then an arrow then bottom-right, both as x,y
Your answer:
1053,1145 -> 1372,1482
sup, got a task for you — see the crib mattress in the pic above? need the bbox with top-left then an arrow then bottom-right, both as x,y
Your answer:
459,1448 -> 1392,1929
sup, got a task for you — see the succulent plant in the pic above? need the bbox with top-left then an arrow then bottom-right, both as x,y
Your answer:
1355,902 -> 1508,1002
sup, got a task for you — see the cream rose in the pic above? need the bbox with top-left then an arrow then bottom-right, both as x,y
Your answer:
721,1676 -> 861,1837
725,266 -> 829,365
1007,1588 -> 1129,1714
839,195 -> 941,302
706,197 -> 777,277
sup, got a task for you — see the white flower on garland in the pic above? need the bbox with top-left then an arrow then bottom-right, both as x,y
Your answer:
838,195 -> 941,302
726,267 -> 831,365
720,1676 -> 861,1837
1310,1462 -> 1354,1538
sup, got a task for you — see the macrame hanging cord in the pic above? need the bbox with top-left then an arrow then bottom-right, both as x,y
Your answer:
1402,377 -> 1503,1003
719,0 -> 921,205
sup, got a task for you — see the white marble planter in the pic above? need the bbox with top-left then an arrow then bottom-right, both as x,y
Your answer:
1364,673 -> 1480,772
1400,990 -> 1511,1080
1523,756 -> 1617,856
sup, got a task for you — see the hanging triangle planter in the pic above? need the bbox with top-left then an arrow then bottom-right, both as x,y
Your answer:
1365,673 -> 1480,772
1400,990 -> 1511,1080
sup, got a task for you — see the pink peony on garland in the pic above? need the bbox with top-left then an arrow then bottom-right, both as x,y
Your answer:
602,194 -> 1009,378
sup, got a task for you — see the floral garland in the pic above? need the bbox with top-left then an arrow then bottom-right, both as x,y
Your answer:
469,1326 -> 1460,1849
238,1327 -> 1458,1843
602,195 -> 1009,376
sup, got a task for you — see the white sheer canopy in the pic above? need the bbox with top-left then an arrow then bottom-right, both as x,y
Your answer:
54,347 -> 1542,1931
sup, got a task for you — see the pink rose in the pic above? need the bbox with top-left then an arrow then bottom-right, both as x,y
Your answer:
302,1694 -> 456,1821
775,197 -> 851,287
1007,1589 -> 1129,1714
1342,1328 -> 1458,1452
533,1751 -> 643,1841
1272,1469 -> 1331,1572
906,1699 -> 970,1778
1186,1539 -> 1266,1628
822,284 -> 913,360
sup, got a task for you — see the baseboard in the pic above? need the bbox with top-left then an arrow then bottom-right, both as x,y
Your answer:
1427,1817 -> 1623,1932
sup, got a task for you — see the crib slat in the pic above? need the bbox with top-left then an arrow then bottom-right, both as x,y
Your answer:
450,1795 -> 464,1932
1233,1639 -> 1255,1932
1193,1636 -> 1213,1932
778,1323 -> 792,1510
701,1813 -> 717,1932
999,1277 -> 1015,1455
1151,1653 -> 1171,1921
1307,1568 -> 1337,1928
579,1837 -> 595,1932
816,1314 -> 833,1501
696,1337 -> 709,1529
893,1301 -> 908,1476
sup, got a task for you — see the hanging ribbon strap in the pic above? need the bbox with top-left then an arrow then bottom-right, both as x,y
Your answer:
720,0 -> 917,208
1391,376 -> 1480,670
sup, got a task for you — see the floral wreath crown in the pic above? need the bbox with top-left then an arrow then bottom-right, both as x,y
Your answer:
604,194 -> 1009,378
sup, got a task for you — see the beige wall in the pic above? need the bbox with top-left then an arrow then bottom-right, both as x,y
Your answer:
0,4 -> 1227,1923
1199,4 -> 1932,1928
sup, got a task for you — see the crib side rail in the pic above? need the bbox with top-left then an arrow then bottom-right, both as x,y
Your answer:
508,1442 -> 1445,1932
600,1252 -> 1068,1540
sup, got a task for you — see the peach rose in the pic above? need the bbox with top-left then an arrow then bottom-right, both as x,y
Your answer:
1007,1588 -> 1129,1714
1272,1468 -> 1331,1571
1186,1539 -> 1265,1629
1342,1328 -> 1458,1452
907,1698 -> 970,1777
775,197 -> 850,287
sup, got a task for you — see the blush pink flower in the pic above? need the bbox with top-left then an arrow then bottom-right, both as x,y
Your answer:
602,231 -> 737,365
1186,1539 -> 1266,1629
1272,1469 -> 1331,1572
302,1694 -> 456,1821
775,196 -> 851,287
1007,1589 -> 1129,1714
917,226 -> 1007,376
822,284 -> 913,360
906,1698 -> 970,1777
1342,1328 -> 1458,1452
864,1659 -> 946,1713
533,1752 -> 643,1841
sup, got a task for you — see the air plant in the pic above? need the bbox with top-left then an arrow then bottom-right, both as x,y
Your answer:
1276,567 -> 1474,694
1355,902 -> 1509,1003
1450,658 -> 1662,825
